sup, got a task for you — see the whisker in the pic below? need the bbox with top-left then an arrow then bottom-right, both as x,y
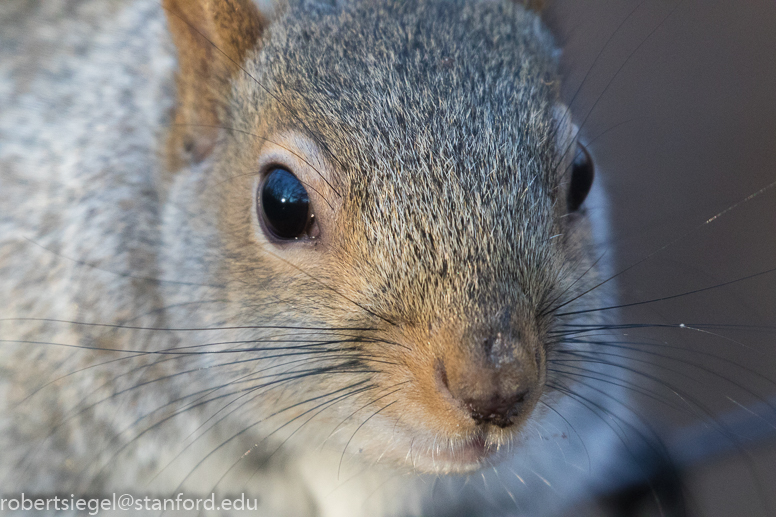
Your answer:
173,380 -> 372,493
0,318 -> 377,332
338,399 -> 400,479
546,179 -> 776,314
556,265 -> 776,317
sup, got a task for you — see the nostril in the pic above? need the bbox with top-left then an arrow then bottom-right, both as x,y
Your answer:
436,359 -> 450,390
463,389 -> 530,429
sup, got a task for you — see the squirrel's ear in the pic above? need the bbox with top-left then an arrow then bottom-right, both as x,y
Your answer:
163,0 -> 266,170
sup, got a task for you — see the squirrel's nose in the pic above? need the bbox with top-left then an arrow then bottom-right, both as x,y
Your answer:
436,356 -> 536,429
462,390 -> 530,428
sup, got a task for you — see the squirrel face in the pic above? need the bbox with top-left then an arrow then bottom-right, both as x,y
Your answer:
163,0 -> 598,473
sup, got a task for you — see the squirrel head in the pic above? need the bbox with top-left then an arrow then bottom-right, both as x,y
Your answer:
162,0 -> 597,473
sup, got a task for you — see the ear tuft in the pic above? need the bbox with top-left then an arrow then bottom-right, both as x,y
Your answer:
163,0 -> 266,170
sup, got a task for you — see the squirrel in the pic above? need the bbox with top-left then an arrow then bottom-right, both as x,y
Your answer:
0,0 -> 630,515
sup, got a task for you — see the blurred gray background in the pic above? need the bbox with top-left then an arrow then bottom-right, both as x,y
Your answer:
546,1 -> 776,515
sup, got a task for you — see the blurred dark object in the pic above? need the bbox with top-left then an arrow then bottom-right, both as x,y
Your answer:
582,396 -> 776,516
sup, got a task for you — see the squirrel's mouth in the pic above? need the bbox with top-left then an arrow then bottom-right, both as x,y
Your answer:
440,434 -> 496,468
405,431 -> 509,473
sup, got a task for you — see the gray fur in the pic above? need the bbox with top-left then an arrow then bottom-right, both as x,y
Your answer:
0,1 -> 627,515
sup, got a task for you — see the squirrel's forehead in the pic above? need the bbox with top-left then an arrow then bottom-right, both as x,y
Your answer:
253,0 -> 562,186
260,0 -> 559,107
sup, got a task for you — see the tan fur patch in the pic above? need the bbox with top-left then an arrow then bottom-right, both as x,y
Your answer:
163,0 -> 266,170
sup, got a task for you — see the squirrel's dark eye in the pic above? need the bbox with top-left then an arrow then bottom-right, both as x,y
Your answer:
567,143 -> 594,212
260,168 -> 310,239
